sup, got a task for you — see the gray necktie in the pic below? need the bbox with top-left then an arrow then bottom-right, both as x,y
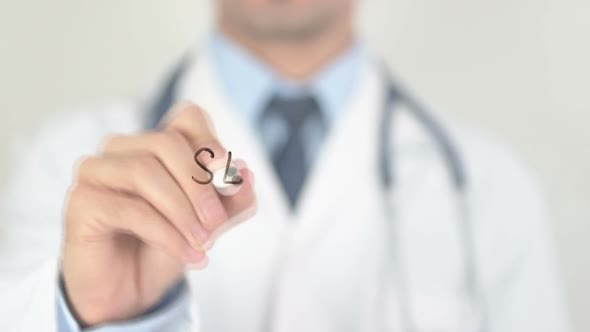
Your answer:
259,94 -> 324,208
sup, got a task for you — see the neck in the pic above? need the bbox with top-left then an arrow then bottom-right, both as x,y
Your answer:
220,17 -> 354,81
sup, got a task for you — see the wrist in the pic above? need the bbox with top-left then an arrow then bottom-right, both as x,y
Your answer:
59,273 -> 139,327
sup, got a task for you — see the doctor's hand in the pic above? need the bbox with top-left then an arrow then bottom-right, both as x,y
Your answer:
60,101 -> 256,326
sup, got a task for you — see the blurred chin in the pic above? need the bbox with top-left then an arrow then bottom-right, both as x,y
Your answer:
223,0 -> 344,40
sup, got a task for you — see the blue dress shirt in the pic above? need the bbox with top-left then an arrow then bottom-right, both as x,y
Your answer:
57,32 -> 364,331
210,32 -> 363,166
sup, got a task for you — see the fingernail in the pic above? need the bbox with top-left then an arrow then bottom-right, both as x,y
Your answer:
187,255 -> 209,270
186,248 -> 205,264
202,239 -> 214,251
201,198 -> 227,229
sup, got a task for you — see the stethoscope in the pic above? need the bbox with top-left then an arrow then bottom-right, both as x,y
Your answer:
146,54 -> 489,332
376,64 -> 488,332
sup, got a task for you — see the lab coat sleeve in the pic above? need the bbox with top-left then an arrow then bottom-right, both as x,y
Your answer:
0,106 -> 199,331
467,135 -> 572,332
0,113 -> 76,331
57,278 -> 191,332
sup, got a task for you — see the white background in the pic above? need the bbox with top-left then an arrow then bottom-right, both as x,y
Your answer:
0,0 -> 588,330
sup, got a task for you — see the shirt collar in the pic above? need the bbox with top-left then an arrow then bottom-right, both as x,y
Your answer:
209,32 -> 364,127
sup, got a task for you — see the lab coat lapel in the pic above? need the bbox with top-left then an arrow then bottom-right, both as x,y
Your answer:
267,59 -> 396,331
267,59 -> 467,331
174,49 -> 296,331
286,59 -> 385,249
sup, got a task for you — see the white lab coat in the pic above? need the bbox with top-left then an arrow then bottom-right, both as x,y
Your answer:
0,46 -> 570,332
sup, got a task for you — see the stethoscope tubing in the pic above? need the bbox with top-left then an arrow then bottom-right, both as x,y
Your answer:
378,63 -> 488,332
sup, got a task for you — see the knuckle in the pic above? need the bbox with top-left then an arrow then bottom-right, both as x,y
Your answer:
117,199 -> 144,225
73,155 -> 93,179
154,130 -> 184,151
128,155 -> 161,183
64,184 -> 92,223
177,100 -> 202,115
66,184 -> 84,206
100,195 -> 145,230
168,101 -> 206,126
195,138 -> 225,156
99,134 -> 126,153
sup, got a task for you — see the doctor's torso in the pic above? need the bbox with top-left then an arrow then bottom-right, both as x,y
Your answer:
0,35 -> 569,332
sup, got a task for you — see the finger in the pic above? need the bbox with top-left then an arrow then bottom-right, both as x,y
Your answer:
100,130 -> 227,235
221,161 -> 256,217
164,102 -> 226,171
76,154 -> 208,250
162,102 -> 231,231
67,185 -> 205,265
211,167 -> 257,244
157,100 -> 219,139
100,132 -> 214,244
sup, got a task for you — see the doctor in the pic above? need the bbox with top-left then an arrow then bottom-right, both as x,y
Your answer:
0,0 -> 570,331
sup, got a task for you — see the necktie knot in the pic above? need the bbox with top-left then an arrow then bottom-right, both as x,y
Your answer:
262,94 -> 322,132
